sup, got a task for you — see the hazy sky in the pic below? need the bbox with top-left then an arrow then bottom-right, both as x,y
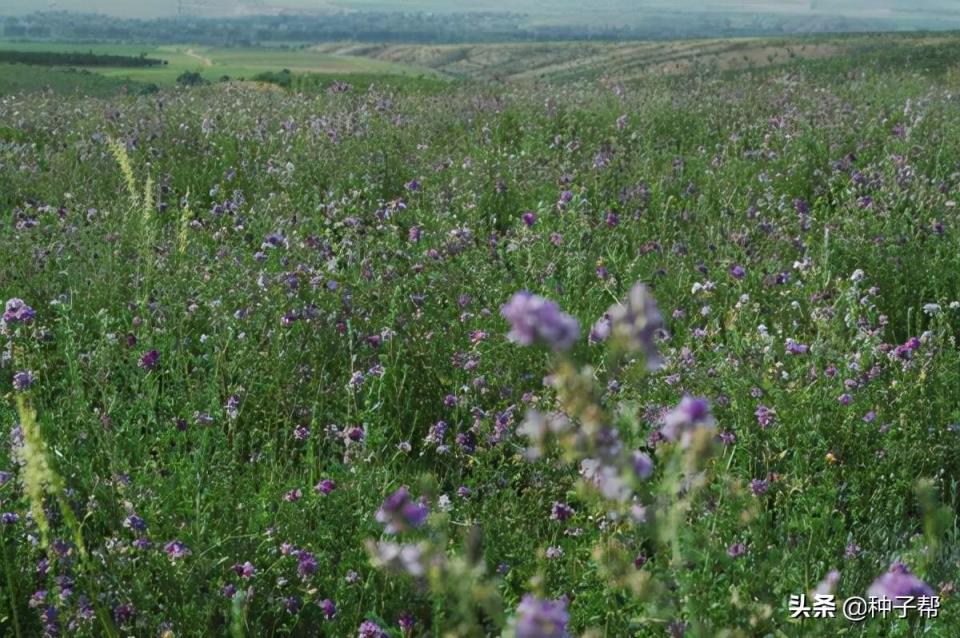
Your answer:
4,0 -> 959,19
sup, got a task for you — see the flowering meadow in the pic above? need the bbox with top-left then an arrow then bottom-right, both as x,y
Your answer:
2,46 -> 960,637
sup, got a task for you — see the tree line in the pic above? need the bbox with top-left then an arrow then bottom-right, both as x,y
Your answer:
0,49 -> 165,67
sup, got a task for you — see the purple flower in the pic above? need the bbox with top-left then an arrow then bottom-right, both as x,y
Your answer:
164,540 -> 190,561
515,595 -> 569,638
501,291 -> 580,351
319,598 -> 336,619
844,543 -> 862,559
376,487 -> 429,534
718,430 -> 737,445
1,512 -> 20,525
729,265 -> 746,280
785,339 -> 808,355
750,479 -> 770,496
123,514 -> 147,533
631,450 -> 654,480
315,479 -> 336,495
550,502 -> 574,522
359,620 -> 386,638
233,561 -> 257,579
3,298 -> 36,325
727,542 -> 747,558
113,603 -> 135,625
456,430 -> 477,453
284,596 -> 301,614
12,371 -> 33,392
754,405 -> 775,429
398,611 -> 415,632
522,211 -> 537,227
138,350 -> 160,371
867,563 -> 934,600
893,337 -> 921,360
297,551 -> 318,579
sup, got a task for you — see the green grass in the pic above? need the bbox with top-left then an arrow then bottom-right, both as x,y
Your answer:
0,63 -> 150,96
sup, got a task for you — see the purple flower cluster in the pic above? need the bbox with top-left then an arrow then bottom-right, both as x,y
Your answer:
3,298 -> 36,325
138,350 -> 160,371
12,370 -> 34,392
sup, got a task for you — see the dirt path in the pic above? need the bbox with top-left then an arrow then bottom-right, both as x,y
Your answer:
185,48 -> 213,67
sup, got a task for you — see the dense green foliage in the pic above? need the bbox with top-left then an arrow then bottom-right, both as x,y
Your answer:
1,39 -> 960,637
0,49 -> 164,67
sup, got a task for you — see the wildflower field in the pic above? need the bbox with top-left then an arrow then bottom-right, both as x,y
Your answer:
2,36 -> 960,637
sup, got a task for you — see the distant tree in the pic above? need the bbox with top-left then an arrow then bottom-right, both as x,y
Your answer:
176,71 -> 208,87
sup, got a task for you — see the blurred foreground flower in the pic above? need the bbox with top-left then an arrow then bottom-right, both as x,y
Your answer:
375,487 -> 429,534
518,410 -> 571,460
366,540 -> 428,577
501,292 -> 579,351
514,595 -> 569,638
601,282 -> 664,369
867,563 -> 934,600
661,396 -> 716,448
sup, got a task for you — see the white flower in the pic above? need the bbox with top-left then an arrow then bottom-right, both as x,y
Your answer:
437,494 -> 453,512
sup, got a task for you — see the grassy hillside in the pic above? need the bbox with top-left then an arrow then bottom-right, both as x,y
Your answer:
3,31 -> 960,97
312,32 -> 960,81
0,41 -> 436,88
